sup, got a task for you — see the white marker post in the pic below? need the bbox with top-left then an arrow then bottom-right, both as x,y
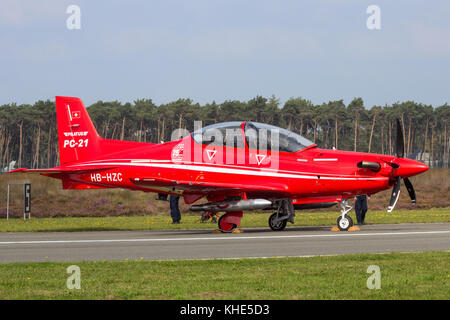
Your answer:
6,184 -> 9,220
24,183 -> 31,220
5,182 -> 31,221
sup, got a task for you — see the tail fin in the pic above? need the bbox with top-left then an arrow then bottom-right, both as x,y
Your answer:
56,96 -> 102,164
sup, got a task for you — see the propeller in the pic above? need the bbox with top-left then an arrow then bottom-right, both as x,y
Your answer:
387,177 -> 401,213
403,177 -> 416,204
386,119 -> 417,212
395,119 -> 404,158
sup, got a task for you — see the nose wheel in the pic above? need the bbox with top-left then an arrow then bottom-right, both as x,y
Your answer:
336,199 -> 354,231
337,214 -> 353,231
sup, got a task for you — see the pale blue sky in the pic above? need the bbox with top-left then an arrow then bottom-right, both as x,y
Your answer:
1,0 -> 449,108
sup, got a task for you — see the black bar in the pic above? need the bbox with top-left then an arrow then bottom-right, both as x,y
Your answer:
0,300 -> 445,318
24,183 -> 31,214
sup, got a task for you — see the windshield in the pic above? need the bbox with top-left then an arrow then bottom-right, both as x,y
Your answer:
191,122 -> 244,147
191,121 -> 315,152
245,122 -> 315,152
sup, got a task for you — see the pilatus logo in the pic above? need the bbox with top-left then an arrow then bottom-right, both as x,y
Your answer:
72,111 -> 81,119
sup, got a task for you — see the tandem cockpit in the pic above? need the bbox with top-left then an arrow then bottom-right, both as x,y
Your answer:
191,121 -> 316,153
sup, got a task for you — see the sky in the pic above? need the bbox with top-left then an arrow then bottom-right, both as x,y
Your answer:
0,0 -> 449,108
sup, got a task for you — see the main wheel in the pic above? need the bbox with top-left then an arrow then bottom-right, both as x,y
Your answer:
337,214 -> 353,231
269,213 -> 287,231
218,214 -> 237,233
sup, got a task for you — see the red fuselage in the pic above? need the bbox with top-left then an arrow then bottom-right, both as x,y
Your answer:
45,132 -> 428,206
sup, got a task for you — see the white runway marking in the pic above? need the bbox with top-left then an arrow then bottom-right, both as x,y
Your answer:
0,230 -> 449,246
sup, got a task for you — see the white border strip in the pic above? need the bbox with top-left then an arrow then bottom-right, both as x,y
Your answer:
0,230 -> 448,245
76,159 -> 363,178
313,158 -> 338,162
66,104 -> 72,121
72,162 -> 387,181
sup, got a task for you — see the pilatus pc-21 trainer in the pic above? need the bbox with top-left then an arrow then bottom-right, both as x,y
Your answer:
11,97 -> 429,232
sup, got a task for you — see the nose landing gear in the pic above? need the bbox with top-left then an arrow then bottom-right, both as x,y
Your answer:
336,199 -> 354,231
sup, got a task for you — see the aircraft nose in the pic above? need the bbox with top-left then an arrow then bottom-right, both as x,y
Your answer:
395,159 -> 429,178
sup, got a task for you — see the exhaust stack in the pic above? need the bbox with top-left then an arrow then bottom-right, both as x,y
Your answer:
357,161 -> 381,172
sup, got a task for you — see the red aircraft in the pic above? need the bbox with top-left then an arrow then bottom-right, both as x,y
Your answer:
11,96 -> 429,232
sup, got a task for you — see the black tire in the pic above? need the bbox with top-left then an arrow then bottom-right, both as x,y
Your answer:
218,214 -> 237,233
337,214 -> 353,231
269,213 -> 287,231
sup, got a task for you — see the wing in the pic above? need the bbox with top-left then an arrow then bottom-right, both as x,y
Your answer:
130,175 -> 290,203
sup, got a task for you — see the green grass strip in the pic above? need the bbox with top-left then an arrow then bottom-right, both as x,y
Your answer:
0,251 -> 448,299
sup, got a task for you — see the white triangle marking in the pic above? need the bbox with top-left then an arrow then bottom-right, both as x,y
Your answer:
256,154 -> 266,165
207,150 -> 216,160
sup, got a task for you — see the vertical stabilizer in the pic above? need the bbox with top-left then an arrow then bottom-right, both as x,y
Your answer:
55,96 -> 102,164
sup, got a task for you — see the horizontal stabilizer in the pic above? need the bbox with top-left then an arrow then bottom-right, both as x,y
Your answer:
8,167 -> 117,175
8,168 -> 66,174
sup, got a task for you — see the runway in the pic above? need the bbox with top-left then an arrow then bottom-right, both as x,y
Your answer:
0,223 -> 449,263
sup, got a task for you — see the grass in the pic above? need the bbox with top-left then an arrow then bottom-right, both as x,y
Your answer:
0,208 -> 448,232
0,251 -> 447,299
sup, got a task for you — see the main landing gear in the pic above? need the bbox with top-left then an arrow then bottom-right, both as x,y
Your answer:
268,199 -> 295,231
217,211 -> 243,233
336,199 -> 354,231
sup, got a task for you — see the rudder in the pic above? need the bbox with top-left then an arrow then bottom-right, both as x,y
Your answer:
55,96 -> 102,164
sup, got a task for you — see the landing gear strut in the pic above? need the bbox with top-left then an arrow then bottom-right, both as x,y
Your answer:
200,211 -> 217,223
337,199 -> 354,231
268,199 -> 295,231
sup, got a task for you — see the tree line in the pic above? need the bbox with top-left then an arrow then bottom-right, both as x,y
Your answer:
0,96 -> 448,170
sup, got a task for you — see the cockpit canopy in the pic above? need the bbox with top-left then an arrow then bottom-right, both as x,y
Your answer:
192,121 -> 315,153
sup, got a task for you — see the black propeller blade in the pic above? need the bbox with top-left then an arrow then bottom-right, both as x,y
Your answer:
386,120 -> 417,212
387,177 -> 401,213
356,118 -> 419,212
396,119 -> 404,158
403,177 -> 416,204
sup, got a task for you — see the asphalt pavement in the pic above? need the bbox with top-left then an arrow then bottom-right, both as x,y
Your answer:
0,223 -> 448,262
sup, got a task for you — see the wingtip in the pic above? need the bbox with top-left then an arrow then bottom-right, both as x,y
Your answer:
6,168 -> 28,174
